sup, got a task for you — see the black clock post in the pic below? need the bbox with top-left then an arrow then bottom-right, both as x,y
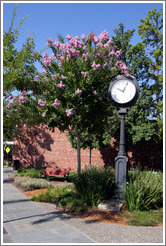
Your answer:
108,72 -> 139,200
114,107 -> 128,199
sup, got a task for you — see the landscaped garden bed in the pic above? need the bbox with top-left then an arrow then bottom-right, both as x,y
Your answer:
11,166 -> 163,226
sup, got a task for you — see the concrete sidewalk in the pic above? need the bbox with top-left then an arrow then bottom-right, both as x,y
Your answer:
3,166 -> 94,244
3,166 -> 164,244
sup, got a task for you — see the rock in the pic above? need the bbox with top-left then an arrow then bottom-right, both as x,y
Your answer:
98,199 -> 124,212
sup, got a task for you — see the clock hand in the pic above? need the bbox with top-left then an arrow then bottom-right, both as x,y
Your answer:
122,82 -> 128,92
117,88 -> 123,92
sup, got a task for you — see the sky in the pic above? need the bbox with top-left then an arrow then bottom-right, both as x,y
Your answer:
2,1 -> 164,72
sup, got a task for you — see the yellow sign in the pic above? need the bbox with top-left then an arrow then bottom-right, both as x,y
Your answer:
6,147 -> 10,154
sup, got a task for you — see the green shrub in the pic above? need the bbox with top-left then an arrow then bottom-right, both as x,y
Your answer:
123,170 -> 163,211
16,167 -> 46,178
70,167 -> 115,207
58,192 -> 87,212
14,176 -> 53,191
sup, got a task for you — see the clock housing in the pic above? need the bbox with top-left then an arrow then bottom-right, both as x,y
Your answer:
108,73 -> 139,109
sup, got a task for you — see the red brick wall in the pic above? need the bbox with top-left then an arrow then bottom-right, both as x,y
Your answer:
13,126 -> 163,171
13,126 -> 105,171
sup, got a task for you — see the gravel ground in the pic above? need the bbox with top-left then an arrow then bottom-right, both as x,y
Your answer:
38,202 -> 164,244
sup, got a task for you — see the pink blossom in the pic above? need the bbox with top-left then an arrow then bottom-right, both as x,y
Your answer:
82,54 -> 90,61
97,42 -> 104,48
75,88 -> 82,96
53,99 -> 60,109
81,71 -> 89,78
49,53 -> 56,61
43,125 -> 48,129
92,61 -> 100,70
8,95 -> 13,100
121,63 -> 128,73
57,81 -> 65,88
111,67 -> 116,70
53,40 -> 60,48
42,112 -> 46,117
81,34 -> 86,40
98,29 -> 109,41
66,34 -> 72,40
116,49 -> 122,56
109,50 -> 116,56
83,45 -> 87,51
42,52 -> 49,59
93,90 -> 97,95
61,75 -> 66,80
99,97 -> 103,101
66,108 -> 74,117
38,99 -> 46,108
19,96 -> 26,104
94,36 -> 99,43
66,54 -> 71,61
13,96 -> 17,101
7,103 -> 11,108
61,123 -> 64,126
116,61 -> 122,67
23,124 -> 27,128
74,35 -> 79,40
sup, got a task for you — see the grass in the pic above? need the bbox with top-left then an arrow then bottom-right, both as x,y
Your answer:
121,208 -> 163,226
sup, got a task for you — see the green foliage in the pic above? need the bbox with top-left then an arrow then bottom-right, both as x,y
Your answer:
138,8 -> 163,121
3,4 -> 36,95
70,167 -> 115,207
111,11 -> 163,145
3,4 -> 39,141
126,208 -> 163,226
16,167 -> 46,178
58,191 -> 87,212
14,176 -> 53,191
123,170 -> 163,211
31,186 -> 73,202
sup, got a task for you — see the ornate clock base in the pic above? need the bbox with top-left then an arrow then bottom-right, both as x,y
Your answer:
114,155 -> 128,200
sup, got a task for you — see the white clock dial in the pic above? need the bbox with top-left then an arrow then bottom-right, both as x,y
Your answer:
111,79 -> 136,104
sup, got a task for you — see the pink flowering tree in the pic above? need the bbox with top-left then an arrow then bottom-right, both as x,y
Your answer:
31,30 -> 128,173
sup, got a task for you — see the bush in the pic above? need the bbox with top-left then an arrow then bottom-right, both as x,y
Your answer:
58,191 -> 87,212
14,176 -> 53,191
70,167 -> 115,207
16,167 -> 46,178
123,170 -> 163,211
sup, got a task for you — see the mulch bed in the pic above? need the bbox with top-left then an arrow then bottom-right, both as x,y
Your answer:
9,178 -> 163,226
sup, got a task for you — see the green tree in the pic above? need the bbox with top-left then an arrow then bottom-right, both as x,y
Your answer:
3,5 -> 40,140
111,9 -> 163,145
3,4 -> 36,97
138,8 -> 163,127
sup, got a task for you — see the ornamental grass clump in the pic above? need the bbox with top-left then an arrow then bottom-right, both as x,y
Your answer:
70,167 -> 115,207
123,170 -> 163,211
14,176 -> 53,191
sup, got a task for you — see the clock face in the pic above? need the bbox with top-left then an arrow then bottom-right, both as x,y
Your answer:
111,79 -> 136,104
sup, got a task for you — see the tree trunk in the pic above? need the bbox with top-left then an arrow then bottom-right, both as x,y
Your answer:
89,148 -> 92,168
76,133 -> 81,174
